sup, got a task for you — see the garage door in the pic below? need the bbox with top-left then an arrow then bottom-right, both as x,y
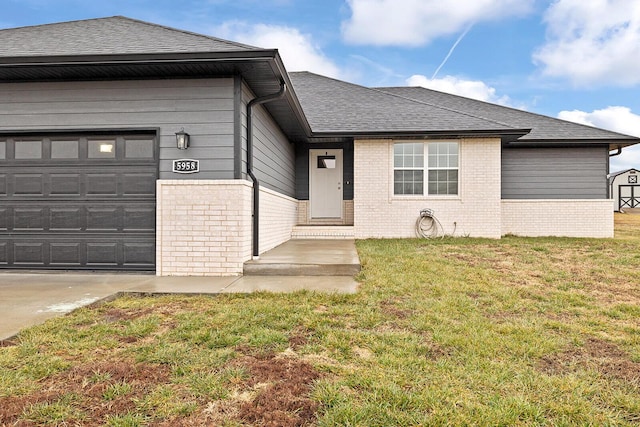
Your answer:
0,133 -> 157,270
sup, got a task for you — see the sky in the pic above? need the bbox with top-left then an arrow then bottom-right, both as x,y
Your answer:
3,0 -> 640,172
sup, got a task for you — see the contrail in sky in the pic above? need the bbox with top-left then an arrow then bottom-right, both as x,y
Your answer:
431,23 -> 474,80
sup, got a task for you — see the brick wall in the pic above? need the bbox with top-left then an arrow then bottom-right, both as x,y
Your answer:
353,138 -> 503,238
259,186 -> 298,253
502,200 -> 614,237
297,200 -> 354,225
156,180 -> 252,276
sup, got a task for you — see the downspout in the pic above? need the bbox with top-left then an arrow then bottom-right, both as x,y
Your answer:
608,146 -> 622,199
246,79 -> 287,259
609,146 -> 622,157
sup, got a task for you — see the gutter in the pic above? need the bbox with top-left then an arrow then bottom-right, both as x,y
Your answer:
246,79 -> 287,259
0,50 -> 282,66
609,146 -> 622,157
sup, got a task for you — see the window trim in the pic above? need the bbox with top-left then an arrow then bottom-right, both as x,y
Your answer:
391,140 -> 460,198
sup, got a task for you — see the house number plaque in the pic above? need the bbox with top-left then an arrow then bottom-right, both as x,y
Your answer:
172,159 -> 200,174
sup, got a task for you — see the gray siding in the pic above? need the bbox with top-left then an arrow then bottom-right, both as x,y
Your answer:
295,142 -> 354,200
502,146 -> 609,199
241,83 -> 295,197
0,78 -> 236,179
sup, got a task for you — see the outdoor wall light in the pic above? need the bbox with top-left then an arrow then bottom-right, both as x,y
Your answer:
175,128 -> 190,150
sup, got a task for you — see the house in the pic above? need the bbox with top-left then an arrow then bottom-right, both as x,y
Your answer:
0,16 -> 638,275
609,168 -> 640,211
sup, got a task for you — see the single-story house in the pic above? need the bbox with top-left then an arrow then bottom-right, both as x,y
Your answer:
609,168 -> 640,211
1,16 -> 638,275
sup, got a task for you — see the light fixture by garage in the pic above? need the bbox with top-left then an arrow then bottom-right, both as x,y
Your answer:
175,128 -> 190,150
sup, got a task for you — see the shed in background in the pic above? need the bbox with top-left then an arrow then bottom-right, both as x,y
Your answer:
609,168 -> 640,211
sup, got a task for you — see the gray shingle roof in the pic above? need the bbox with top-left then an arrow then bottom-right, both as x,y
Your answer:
377,86 -> 637,142
0,16 -> 258,57
288,72 -> 525,136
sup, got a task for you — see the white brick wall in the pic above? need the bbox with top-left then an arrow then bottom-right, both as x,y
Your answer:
259,187 -> 298,253
156,180 -> 253,276
502,199 -> 614,237
354,138 -> 503,238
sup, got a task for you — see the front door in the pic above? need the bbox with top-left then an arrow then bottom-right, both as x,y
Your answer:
310,149 -> 343,218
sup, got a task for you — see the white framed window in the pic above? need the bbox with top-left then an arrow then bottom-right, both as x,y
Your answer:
393,141 -> 459,196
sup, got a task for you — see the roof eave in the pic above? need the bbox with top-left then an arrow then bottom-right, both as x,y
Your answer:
506,138 -> 640,150
308,128 -> 531,142
0,49 -> 314,142
265,54 -> 313,139
0,50 -> 280,66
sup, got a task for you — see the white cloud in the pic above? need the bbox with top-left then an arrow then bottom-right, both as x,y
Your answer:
406,74 -> 512,105
534,0 -> 640,86
342,0 -> 534,46
610,143 -> 640,172
214,21 -> 342,78
557,106 -> 640,171
557,106 -> 640,137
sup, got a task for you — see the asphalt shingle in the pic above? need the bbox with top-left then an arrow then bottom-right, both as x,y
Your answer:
0,16 -> 258,57
377,86 -> 636,141
288,72 -> 522,135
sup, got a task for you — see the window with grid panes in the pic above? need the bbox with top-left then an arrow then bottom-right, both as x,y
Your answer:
393,141 -> 458,195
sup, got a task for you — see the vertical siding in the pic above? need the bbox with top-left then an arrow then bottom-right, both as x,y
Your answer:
241,82 -> 295,197
0,78 -> 236,179
501,146 -> 609,199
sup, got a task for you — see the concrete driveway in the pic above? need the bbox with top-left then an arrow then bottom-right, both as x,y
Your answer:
0,239 -> 360,341
0,272 -> 357,341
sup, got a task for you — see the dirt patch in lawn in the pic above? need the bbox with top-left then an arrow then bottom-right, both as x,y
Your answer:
0,351 -> 322,426
537,337 -> 640,382
0,359 -> 171,426
198,352 -> 321,427
101,306 -> 155,322
237,353 -> 320,426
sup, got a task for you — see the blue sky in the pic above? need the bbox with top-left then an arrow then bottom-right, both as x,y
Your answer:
3,0 -> 640,171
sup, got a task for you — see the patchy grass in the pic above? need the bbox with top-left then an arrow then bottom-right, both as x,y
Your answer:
1,213 -> 639,426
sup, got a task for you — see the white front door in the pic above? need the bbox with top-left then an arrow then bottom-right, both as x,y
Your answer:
310,149 -> 343,218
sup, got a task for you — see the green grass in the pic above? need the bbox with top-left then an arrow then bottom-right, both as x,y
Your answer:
1,214 -> 639,426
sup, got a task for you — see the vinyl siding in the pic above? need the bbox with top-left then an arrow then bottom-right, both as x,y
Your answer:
502,146 -> 608,199
0,78 -> 236,180
240,83 -> 295,197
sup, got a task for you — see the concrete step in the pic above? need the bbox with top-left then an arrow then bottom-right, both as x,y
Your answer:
243,239 -> 361,276
244,262 -> 361,276
291,225 -> 355,239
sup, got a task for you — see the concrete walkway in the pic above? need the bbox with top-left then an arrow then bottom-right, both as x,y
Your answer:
0,239 -> 360,341
244,239 -> 361,276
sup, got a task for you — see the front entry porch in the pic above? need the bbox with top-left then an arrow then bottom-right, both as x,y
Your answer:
244,239 -> 361,276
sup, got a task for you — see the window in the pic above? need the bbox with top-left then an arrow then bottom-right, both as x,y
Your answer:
15,140 -> 43,159
393,141 -> 458,196
428,142 -> 458,195
125,138 -> 154,158
88,139 -> 116,159
317,155 -> 336,169
394,143 -> 423,195
51,140 -> 79,159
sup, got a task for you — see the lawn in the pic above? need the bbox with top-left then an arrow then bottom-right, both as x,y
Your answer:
1,214 -> 639,426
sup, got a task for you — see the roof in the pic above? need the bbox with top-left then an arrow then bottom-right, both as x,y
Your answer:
377,86 -> 638,145
0,16 -> 257,57
608,168 -> 640,179
288,72 -> 528,139
1,16 -> 638,148
0,16 -> 311,143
